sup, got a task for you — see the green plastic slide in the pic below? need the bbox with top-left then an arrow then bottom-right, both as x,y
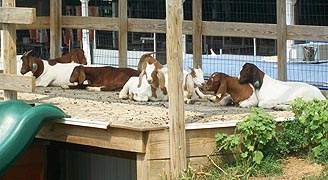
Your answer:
0,100 -> 70,176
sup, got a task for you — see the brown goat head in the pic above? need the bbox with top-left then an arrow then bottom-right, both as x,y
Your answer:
238,63 -> 264,89
20,50 -> 44,78
70,65 -> 86,85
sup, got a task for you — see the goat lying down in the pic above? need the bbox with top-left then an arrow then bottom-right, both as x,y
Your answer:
20,52 -> 79,87
48,48 -> 87,65
68,65 -> 139,91
204,72 -> 258,108
238,63 -> 326,110
119,64 -> 206,103
119,61 -> 169,101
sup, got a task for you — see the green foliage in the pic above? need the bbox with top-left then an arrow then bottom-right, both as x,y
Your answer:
277,98 -> 328,164
215,107 -> 277,167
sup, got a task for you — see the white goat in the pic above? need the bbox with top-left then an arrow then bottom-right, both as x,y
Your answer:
238,63 -> 326,110
20,51 -> 79,87
119,65 -> 206,103
120,62 -> 168,101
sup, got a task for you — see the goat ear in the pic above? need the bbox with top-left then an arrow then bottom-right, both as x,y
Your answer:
137,70 -> 145,88
30,60 -> 38,74
78,69 -> 86,84
215,84 -> 227,102
252,70 -> 260,88
184,74 -> 194,94
157,70 -> 166,89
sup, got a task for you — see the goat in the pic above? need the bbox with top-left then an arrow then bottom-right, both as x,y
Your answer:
137,52 -> 158,73
238,63 -> 326,110
69,65 -> 139,91
119,66 -> 206,103
48,48 -> 87,65
119,59 -> 168,101
204,72 -> 258,108
20,50 -> 79,87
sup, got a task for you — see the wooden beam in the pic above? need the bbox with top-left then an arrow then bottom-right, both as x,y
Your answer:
192,0 -> 202,68
203,21 -> 277,39
276,0 -> 287,81
61,16 -> 120,31
118,0 -> 127,67
0,74 -> 35,92
37,122 -> 146,153
2,0 -> 16,100
166,0 -> 187,177
49,0 -> 61,59
0,7 -> 35,24
287,25 -> 328,41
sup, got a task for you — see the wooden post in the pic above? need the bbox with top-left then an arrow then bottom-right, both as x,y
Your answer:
50,0 -> 62,59
192,0 -> 202,68
166,0 -> 187,178
1,0 -> 36,100
276,0 -> 287,81
118,0 -> 127,67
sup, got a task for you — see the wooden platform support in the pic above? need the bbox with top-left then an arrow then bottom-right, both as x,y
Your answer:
166,0 -> 187,177
49,0 -> 61,59
1,0 -> 36,100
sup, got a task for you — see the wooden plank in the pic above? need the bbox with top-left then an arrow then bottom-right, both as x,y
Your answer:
16,16 -> 49,30
166,0 -> 187,177
287,25 -> 328,41
276,0 -> 287,81
0,7 -> 35,24
0,74 -> 35,92
128,18 -> 166,33
49,0 -> 61,59
203,21 -> 277,39
36,122 -> 146,153
2,0 -> 17,100
147,127 -> 235,160
118,0 -> 127,67
192,0 -> 202,68
61,16 -> 120,31
136,132 -> 150,180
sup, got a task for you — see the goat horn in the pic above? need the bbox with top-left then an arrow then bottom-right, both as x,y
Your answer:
23,49 -> 33,57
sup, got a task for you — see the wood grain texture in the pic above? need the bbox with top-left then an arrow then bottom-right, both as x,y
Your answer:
166,0 -> 187,176
192,0 -> 202,68
36,122 -> 146,153
49,0 -> 61,59
0,7 -> 35,24
0,74 -> 35,92
276,0 -> 287,81
119,0 -> 127,67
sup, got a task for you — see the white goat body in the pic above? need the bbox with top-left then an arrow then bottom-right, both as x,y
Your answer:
257,75 -> 326,109
119,67 -> 207,103
119,75 -> 168,102
35,60 -> 79,87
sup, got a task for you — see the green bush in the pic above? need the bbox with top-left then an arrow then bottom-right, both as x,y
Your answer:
277,98 -> 328,164
215,107 -> 277,166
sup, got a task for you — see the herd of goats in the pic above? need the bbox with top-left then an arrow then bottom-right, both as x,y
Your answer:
18,48 -> 326,110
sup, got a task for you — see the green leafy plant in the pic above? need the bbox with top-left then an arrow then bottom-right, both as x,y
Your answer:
215,107 -> 277,166
277,98 -> 328,164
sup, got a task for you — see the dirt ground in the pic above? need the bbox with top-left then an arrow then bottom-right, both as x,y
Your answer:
250,157 -> 324,180
15,87 -> 294,129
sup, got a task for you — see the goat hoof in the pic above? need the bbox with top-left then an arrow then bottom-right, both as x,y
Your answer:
60,84 -> 70,89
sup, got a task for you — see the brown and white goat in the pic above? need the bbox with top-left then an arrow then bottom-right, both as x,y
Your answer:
204,72 -> 258,108
68,65 -> 139,91
48,48 -> 87,65
20,50 -> 79,87
137,52 -> 158,73
238,63 -> 326,110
